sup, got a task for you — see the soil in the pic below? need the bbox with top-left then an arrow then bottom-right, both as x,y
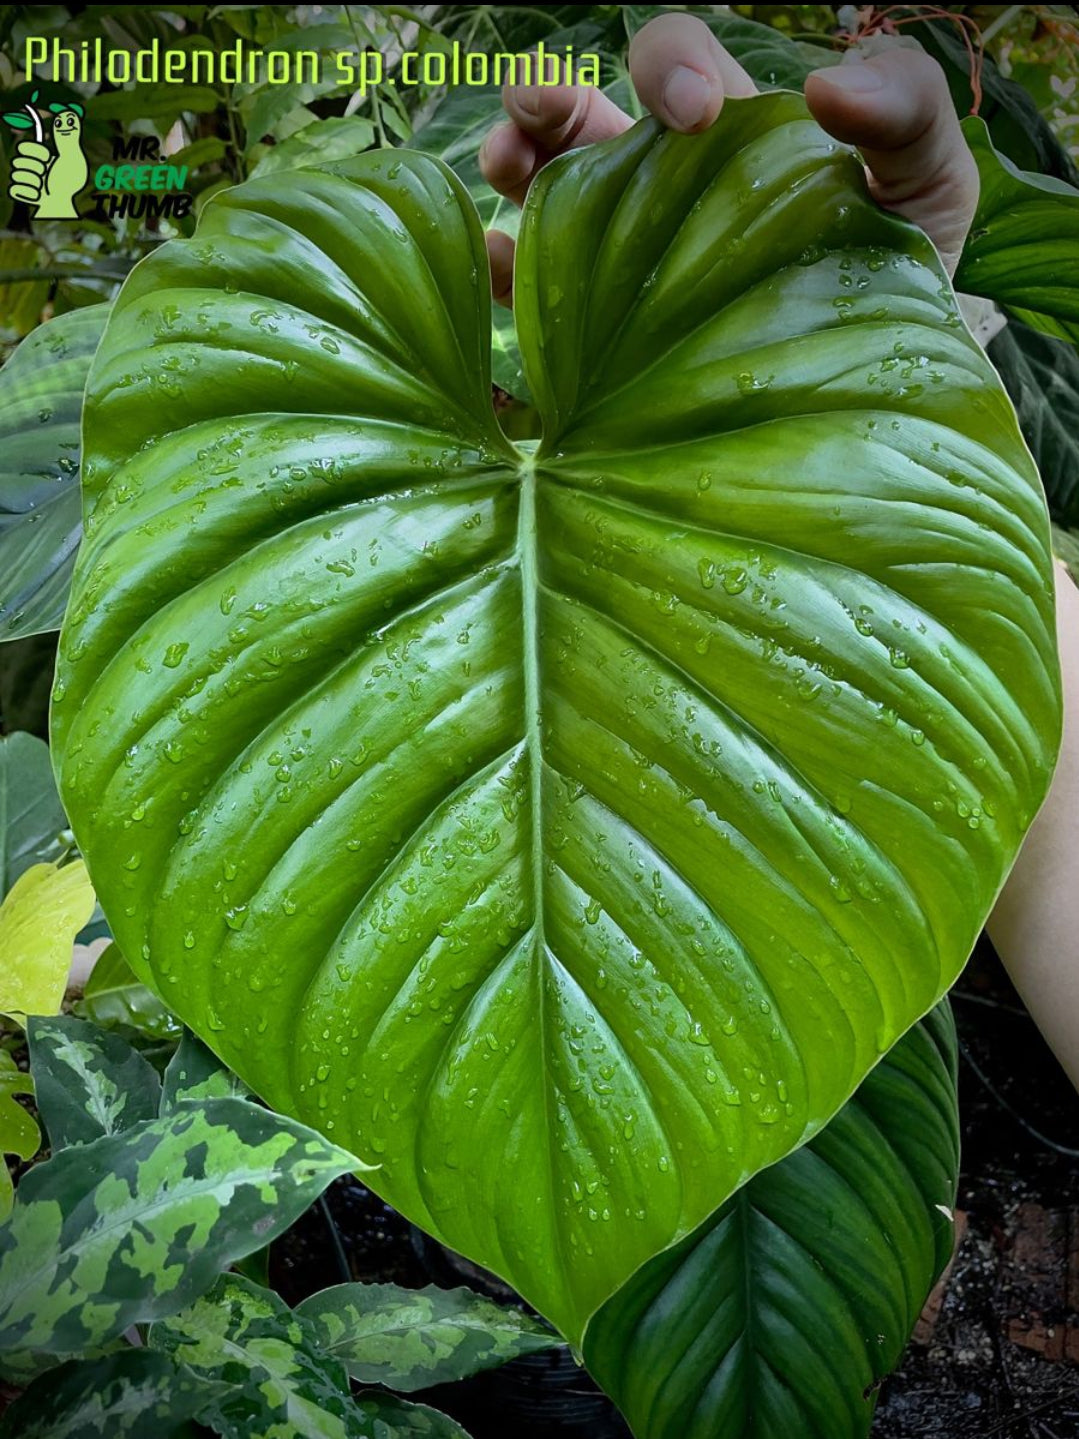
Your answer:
271,933 -> 1079,1438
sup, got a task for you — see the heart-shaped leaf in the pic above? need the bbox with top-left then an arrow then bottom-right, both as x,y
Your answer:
52,95 -> 1060,1342
956,117 -> 1079,345
584,1003 -> 959,1439
0,306 -> 108,640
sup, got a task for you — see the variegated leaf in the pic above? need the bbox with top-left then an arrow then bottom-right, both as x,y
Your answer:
0,1348 -> 225,1439
0,1096 -> 362,1364
27,1014 -> 160,1150
151,1273 -> 469,1439
296,1281 -> 562,1392
160,1029 -> 250,1111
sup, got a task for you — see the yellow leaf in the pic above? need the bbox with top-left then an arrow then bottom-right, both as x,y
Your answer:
0,861 -> 96,1022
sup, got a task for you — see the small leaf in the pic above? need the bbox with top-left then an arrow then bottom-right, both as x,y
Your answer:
0,1053 -> 40,1220
988,318 -> 1079,526
0,305 -> 110,639
73,942 -> 181,1043
2,114 -> 34,130
0,1348 -> 227,1439
0,732 -> 68,897
26,1014 -> 161,1150
354,1392 -> 474,1437
0,1096 -> 364,1360
160,1029 -> 250,1111
0,861 -> 96,1023
297,1282 -> 563,1392
956,116 -> 1079,345
149,1272 -> 372,1439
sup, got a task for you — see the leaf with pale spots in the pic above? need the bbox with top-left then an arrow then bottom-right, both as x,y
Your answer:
149,1272 -> 471,1438
0,1095 -> 363,1362
27,1014 -> 160,1150
297,1281 -> 562,1391
161,1028 -> 250,1111
0,1348 -> 226,1439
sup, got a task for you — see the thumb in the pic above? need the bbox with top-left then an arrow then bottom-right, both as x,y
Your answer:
805,48 -> 979,276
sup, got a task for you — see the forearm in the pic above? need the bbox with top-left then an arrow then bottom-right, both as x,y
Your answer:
987,561 -> 1079,1089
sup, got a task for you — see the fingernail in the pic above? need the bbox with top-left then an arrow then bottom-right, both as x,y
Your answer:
662,66 -> 713,131
814,60 -> 885,93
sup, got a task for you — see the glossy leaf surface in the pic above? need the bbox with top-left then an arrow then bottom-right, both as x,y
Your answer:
296,1281 -> 562,1391
585,1004 -> 959,1439
72,942 -> 182,1043
53,96 -> 1060,1340
26,1014 -> 161,1150
160,1028 -> 250,1110
0,1097 -> 360,1361
956,117 -> 1079,344
0,306 -> 108,640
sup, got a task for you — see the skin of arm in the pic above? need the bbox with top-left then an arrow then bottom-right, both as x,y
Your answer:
479,12 -> 1079,1087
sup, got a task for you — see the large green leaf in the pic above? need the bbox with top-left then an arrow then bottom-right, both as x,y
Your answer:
296,1281 -> 562,1391
956,117 -> 1079,345
0,731 -> 68,896
26,1013 -> 161,1150
0,1096 -> 361,1363
989,318 -> 1079,526
624,7 -> 842,91
51,95 -> 1060,1342
0,1349 -> 225,1439
0,306 -> 108,640
584,1003 -> 959,1439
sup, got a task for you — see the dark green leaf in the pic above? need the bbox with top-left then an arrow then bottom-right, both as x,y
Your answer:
989,319 -> 1079,526
26,1013 -> 161,1149
354,1392 -> 474,1437
52,97 -> 1060,1344
161,1028 -> 249,1110
0,305 -> 109,639
0,1096 -> 362,1359
73,942 -> 182,1043
0,1348 -> 226,1439
0,731 -> 67,897
584,1005 -> 960,1439
296,1282 -> 562,1391
956,117 -> 1079,345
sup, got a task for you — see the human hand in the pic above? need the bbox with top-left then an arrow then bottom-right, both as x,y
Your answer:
479,11 -> 979,306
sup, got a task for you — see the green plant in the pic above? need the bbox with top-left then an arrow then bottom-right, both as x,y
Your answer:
43,83 -> 1062,1434
0,1012 -> 561,1436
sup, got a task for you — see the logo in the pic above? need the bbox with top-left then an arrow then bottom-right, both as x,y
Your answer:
3,90 -> 87,219
3,91 -> 194,222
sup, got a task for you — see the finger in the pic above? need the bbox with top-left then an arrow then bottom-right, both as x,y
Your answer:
501,77 -> 633,154
805,49 -> 979,275
485,229 -> 515,310
629,12 -> 757,133
479,121 -> 541,207
11,155 -> 47,180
